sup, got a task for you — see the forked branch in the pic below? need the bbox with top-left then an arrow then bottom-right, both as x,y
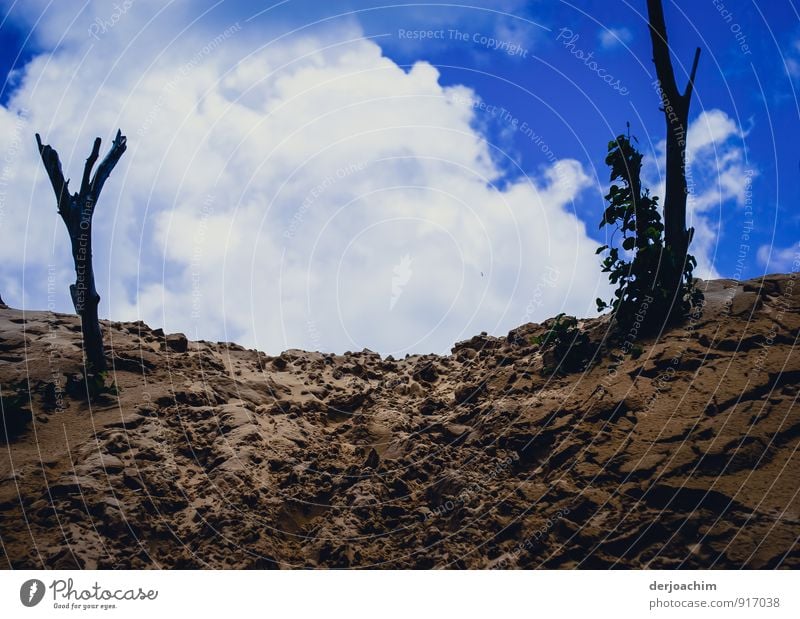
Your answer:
34,129 -> 128,373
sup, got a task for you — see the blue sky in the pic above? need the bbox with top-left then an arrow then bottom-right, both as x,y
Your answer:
227,0 -> 798,273
0,1 -> 797,354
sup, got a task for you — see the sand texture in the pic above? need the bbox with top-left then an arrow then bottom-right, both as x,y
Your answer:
1,275 -> 798,568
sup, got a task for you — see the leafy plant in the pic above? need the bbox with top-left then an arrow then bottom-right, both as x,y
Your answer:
596,129 -> 702,336
532,313 -> 592,374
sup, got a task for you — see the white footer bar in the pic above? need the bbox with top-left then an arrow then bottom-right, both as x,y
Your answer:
1,570 -> 796,618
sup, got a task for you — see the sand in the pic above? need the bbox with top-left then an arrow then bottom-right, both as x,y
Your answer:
0,274 -> 797,568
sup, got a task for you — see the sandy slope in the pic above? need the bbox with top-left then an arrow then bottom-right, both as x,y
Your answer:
0,274 -> 798,569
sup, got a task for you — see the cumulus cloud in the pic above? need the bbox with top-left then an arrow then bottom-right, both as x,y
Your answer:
757,243 -> 800,273
0,2 -> 608,355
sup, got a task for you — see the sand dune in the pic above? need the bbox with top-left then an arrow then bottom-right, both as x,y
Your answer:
1,275 -> 798,568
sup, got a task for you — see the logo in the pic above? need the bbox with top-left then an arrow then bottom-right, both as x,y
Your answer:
20,579 -> 45,607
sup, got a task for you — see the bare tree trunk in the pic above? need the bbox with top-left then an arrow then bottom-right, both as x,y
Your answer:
647,0 -> 700,263
36,130 -> 127,373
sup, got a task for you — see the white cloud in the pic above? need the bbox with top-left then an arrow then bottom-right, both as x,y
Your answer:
757,243 -> 800,273
785,39 -> 800,78
0,2 -> 609,355
599,27 -> 632,49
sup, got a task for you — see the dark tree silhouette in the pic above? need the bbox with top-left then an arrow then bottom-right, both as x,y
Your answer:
35,130 -> 127,372
647,0 -> 700,264
597,3 -> 704,334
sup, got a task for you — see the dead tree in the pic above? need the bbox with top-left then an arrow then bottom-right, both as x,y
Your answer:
647,0 -> 700,264
35,130 -> 127,372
